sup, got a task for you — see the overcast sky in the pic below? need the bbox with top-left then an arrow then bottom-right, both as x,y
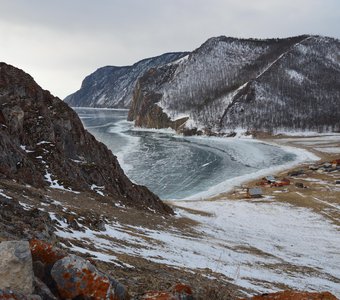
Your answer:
0,0 -> 339,99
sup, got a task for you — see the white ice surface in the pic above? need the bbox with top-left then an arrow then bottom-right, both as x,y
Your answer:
185,138 -> 318,200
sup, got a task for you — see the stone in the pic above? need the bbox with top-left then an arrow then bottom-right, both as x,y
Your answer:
29,239 -> 66,266
288,170 -> 305,177
51,254 -> 120,299
0,241 -> 34,295
295,182 -> 305,188
109,277 -> 129,300
33,277 -> 57,300
238,290 -> 337,300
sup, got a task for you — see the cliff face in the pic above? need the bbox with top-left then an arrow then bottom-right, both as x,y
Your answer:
64,52 -> 188,108
0,62 -> 172,214
128,35 -> 340,134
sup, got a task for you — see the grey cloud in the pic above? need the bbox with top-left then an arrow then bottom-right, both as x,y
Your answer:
0,0 -> 339,98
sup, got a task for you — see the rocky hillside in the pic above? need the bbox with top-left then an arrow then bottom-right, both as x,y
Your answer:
0,62 -> 172,214
128,35 -> 340,135
64,52 -> 188,108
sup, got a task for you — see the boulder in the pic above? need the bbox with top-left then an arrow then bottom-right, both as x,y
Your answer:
0,241 -> 34,295
29,239 -> 67,291
295,182 -> 305,189
51,254 -> 128,300
29,239 -> 66,266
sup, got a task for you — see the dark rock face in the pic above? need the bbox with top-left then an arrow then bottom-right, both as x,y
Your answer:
0,196 -> 55,241
0,62 -> 173,214
128,35 -> 340,134
64,52 -> 188,108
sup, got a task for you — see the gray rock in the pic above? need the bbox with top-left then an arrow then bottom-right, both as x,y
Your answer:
295,182 -> 305,188
0,241 -> 34,295
33,277 -> 57,300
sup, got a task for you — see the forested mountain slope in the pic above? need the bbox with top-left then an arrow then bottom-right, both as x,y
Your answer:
64,52 -> 188,108
128,35 -> 340,134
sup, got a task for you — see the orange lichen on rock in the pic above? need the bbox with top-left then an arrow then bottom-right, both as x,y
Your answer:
29,239 -> 65,265
51,255 -> 123,300
56,268 -> 116,299
171,283 -> 193,295
239,290 -> 338,300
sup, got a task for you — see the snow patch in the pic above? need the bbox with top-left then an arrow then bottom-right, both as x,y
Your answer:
90,184 -> 105,196
44,170 -> 80,194
36,141 -> 51,146
286,69 -> 305,84
0,189 -> 12,199
20,145 -> 35,153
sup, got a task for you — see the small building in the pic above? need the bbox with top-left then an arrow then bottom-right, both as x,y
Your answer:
264,175 -> 276,183
247,187 -> 263,198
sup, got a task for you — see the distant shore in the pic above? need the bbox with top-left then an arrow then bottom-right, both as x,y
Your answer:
201,133 -> 340,225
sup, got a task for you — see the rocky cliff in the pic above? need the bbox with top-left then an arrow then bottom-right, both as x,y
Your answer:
0,62 -> 172,214
128,35 -> 340,134
64,52 -> 188,108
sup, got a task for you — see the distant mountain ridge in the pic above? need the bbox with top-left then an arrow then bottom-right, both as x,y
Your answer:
128,34 -> 340,134
64,52 -> 188,108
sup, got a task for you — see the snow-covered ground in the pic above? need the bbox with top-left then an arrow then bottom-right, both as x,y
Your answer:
52,195 -> 340,296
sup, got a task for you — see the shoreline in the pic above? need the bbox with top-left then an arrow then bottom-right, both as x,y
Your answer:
175,134 -> 340,202
182,136 -> 320,201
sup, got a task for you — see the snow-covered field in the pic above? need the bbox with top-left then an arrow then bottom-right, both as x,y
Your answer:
52,195 -> 340,296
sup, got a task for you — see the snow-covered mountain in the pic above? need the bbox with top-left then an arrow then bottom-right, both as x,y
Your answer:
128,35 -> 340,134
64,52 -> 188,108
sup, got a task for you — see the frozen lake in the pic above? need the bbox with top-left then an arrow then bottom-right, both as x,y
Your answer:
76,108 -> 297,200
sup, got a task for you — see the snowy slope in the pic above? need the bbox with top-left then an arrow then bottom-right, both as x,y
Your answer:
128,35 -> 340,134
64,52 -> 188,108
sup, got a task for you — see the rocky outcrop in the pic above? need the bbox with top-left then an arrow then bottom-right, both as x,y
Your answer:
1,239 -> 338,300
127,66 -> 188,130
0,241 -> 34,295
64,52 -> 188,108
0,240 -> 129,300
51,254 -> 128,300
128,35 -> 340,134
0,62 -> 173,214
